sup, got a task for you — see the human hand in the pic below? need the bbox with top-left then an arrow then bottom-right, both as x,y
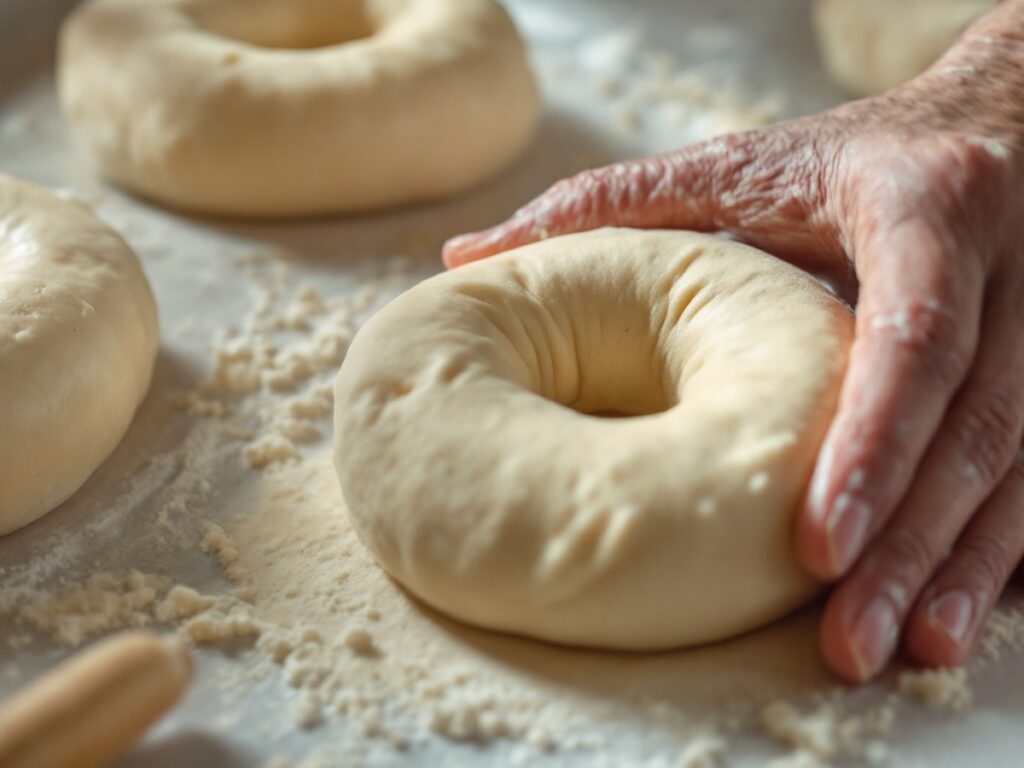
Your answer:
442,2 -> 1024,681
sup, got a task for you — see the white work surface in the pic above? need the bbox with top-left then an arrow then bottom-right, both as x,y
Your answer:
3,1 -> 1024,766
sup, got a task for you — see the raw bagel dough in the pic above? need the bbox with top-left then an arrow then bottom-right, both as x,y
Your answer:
57,0 -> 540,217
333,229 -> 854,650
814,0 -> 996,96
0,175 -> 158,536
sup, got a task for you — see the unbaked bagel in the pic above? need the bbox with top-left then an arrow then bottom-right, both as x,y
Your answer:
333,229 -> 854,650
0,175 -> 158,536
814,0 -> 995,96
57,0 -> 540,217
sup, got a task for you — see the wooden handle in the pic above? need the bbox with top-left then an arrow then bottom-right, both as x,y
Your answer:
0,630 -> 193,768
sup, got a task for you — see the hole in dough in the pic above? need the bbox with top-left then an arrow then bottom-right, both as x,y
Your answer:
194,0 -> 379,50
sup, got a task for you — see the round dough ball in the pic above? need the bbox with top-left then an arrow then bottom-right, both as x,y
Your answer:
814,0 -> 996,96
333,229 -> 853,650
0,175 -> 159,536
57,0 -> 540,217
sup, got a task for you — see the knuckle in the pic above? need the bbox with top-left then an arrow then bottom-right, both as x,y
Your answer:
912,136 -> 1016,232
954,533 -> 1012,596
874,528 -> 936,584
809,136 -> 840,212
538,171 -> 607,229
951,135 -> 1014,182
952,385 -> 1024,486
911,134 -> 1013,198
845,132 -> 1013,228
848,421 -> 912,481
866,298 -> 972,389
1007,447 -> 1024,484
905,300 -> 964,359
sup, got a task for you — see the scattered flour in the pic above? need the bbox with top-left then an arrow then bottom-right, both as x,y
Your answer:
898,667 -> 973,712
760,701 -> 840,759
1,191 -> 1022,766
11,571 -> 171,646
200,521 -> 246,583
561,27 -> 786,142
764,750 -> 829,768
677,733 -> 726,767
168,389 -> 230,418
2,20 -> 1024,768
244,433 -> 302,470
758,694 -> 900,766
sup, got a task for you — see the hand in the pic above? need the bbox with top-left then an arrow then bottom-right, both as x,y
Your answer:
442,3 -> 1024,681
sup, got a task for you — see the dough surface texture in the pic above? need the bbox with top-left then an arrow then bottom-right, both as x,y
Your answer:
814,0 -> 996,96
333,229 -> 854,650
57,0 -> 540,217
0,175 -> 158,536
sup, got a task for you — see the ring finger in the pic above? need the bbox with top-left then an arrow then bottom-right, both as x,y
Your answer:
904,445 -> 1024,667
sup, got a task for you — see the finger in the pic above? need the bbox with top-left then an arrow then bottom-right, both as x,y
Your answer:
442,128 -> 844,269
797,215 -> 985,582
817,285 -> 1024,681
904,448 -> 1024,668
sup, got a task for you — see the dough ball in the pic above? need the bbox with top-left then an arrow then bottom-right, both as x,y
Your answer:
814,0 -> 996,96
0,174 -> 158,536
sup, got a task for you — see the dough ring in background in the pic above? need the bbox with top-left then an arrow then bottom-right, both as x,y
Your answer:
0,175 -> 158,536
814,0 -> 996,96
334,229 -> 854,650
57,0 -> 540,217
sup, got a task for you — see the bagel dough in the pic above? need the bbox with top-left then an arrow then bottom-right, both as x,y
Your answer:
333,229 -> 854,650
814,0 -> 995,96
0,175 -> 158,536
57,0 -> 540,217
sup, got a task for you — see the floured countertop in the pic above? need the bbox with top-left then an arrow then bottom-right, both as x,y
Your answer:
3,1 -> 1024,766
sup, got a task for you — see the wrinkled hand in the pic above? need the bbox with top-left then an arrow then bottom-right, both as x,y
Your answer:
442,5 -> 1024,681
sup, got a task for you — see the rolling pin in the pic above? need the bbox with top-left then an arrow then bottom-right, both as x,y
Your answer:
0,630 -> 193,768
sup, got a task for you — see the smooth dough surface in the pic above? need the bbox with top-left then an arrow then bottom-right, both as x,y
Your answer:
814,0 -> 996,96
333,229 -> 854,650
57,0 -> 540,217
0,175 -> 158,536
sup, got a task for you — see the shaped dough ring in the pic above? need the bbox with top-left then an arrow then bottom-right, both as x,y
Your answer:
57,0 -> 540,217
334,229 -> 854,650
0,175 -> 158,536
813,0 -> 995,96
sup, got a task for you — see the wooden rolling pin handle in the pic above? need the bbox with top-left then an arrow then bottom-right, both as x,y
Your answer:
0,630 -> 193,768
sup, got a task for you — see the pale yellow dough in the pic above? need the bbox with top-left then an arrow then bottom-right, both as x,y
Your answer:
814,0 -> 996,96
57,0 -> 540,217
333,229 -> 854,650
0,175 -> 158,536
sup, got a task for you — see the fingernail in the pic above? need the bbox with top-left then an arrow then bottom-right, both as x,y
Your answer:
442,233 -> 473,254
808,428 -> 838,514
851,596 -> 900,679
927,590 -> 974,648
826,493 -> 873,573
